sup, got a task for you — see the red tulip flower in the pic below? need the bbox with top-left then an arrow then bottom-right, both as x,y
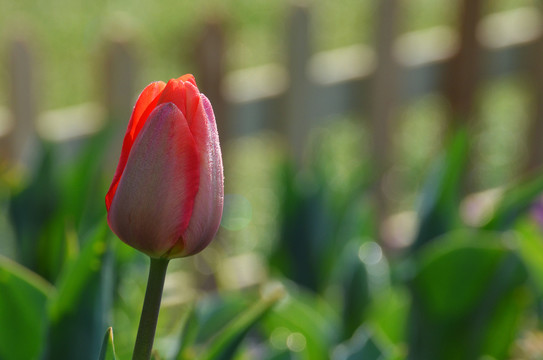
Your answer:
106,74 -> 224,259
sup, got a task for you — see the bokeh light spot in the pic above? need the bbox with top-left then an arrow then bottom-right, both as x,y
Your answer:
270,327 -> 290,350
358,241 -> 383,265
220,194 -> 253,231
287,332 -> 307,352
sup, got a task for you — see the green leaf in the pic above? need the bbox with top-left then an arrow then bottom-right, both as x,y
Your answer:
45,221 -> 113,360
98,327 -> 117,360
332,327 -> 390,360
175,304 -> 200,360
413,231 -> 508,319
329,239 -> 370,340
262,284 -> 340,360
58,126 -> 113,232
175,290 -> 269,360
9,143 -> 59,273
411,130 -> 468,251
178,293 -> 250,354
482,169 -> 543,231
48,221 -> 109,321
408,230 -> 529,360
199,287 -> 285,360
272,161 -> 335,292
514,220 -> 543,294
0,254 -> 54,360
367,287 -> 408,347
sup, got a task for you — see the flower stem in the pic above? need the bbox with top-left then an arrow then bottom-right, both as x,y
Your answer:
132,257 -> 169,360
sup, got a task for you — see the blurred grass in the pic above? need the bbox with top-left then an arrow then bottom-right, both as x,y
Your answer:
476,75 -> 532,190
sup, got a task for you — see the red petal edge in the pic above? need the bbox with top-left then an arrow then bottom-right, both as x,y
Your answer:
179,74 -> 197,87
105,81 -> 166,211
157,79 -> 188,117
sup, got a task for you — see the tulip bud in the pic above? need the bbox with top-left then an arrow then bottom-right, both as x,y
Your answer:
106,75 -> 224,258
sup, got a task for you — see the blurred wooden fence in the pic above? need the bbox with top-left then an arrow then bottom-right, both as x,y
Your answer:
1,3 -> 543,213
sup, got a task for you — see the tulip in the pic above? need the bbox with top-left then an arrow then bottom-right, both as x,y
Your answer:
104,75 -> 224,360
106,74 -> 224,259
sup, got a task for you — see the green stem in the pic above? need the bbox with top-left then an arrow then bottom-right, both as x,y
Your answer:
132,257 -> 169,360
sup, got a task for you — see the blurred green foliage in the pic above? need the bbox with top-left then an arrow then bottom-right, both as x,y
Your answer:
2,113 -> 543,359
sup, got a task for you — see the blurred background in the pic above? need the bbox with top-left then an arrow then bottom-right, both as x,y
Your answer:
2,0 -> 543,359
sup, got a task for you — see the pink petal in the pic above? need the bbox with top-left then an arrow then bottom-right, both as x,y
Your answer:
107,103 -> 200,258
106,81 -> 166,210
167,93 -> 224,257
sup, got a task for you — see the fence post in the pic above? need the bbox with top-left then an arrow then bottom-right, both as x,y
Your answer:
194,18 -> 229,144
101,29 -> 138,168
7,35 -> 38,167
525,27 -> 543,173
443,0 -> 483,192
284,3 -> 312,166
102,34 -> 138,125
443,0 -> 483,131
371,0 -> 401,237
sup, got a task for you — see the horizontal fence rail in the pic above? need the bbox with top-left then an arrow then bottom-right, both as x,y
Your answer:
227,6 -> 542,132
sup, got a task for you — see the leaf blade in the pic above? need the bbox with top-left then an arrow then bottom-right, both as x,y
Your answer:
98,327 -> 117,360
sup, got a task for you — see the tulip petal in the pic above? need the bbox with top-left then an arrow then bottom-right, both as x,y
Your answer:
183,82 -> 203,130
178,74 -> 197,87
106,81 -> 166,210
157,79 -> 188,117
167,93 -> 224,257
128,81 -> 167,142
108,103 -> 200,258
